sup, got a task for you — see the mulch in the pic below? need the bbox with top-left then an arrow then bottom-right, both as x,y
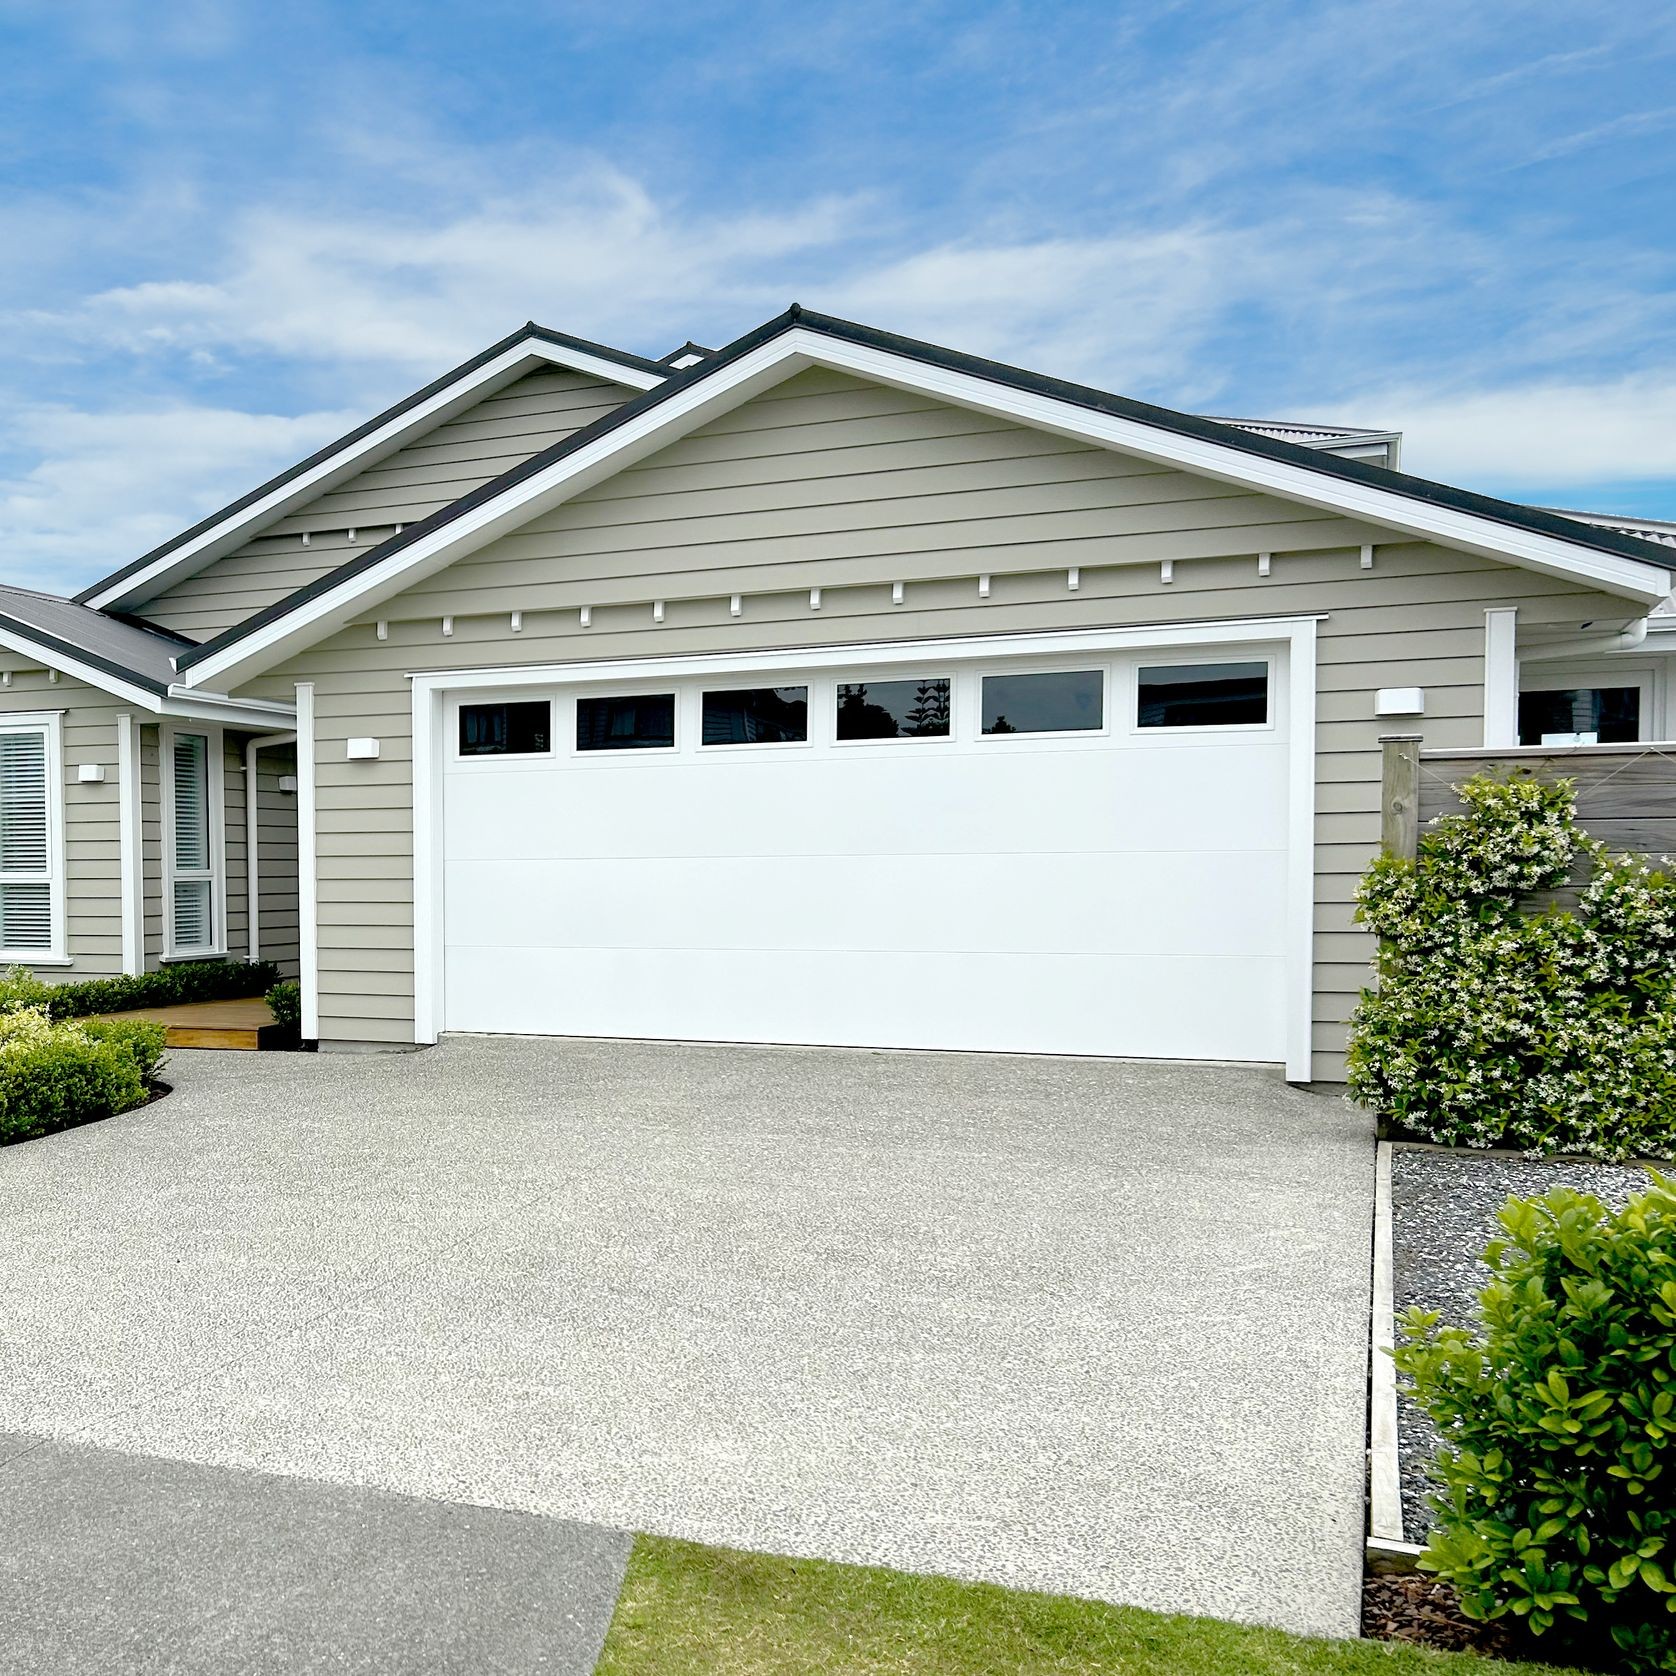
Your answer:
1362,1572 -> 1521,1658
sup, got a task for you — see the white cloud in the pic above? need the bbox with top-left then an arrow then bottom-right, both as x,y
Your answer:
0,402 -> 354,594
1353,374 -> 1676,492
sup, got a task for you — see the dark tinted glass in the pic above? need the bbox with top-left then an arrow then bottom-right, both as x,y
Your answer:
1137,662 -> 1268,728
459,700 -> 551,755
836,678 -> 951,739
702,686 -> 808,745
981,669 -> 1102,735
576,694 -> 675,751
1518,686 -> 1640,746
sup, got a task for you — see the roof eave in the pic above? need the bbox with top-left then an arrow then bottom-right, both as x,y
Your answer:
178,308 -> 1673,690
77,325 -> 667,615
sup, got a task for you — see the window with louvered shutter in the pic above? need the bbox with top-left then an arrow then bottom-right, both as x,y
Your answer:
168,731 -> 215,952
0,724 -> 58,955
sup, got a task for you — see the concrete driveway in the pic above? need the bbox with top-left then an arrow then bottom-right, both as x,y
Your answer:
0,1037 -> 1375,1641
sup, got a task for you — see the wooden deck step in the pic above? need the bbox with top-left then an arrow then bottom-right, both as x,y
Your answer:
92,997 -> 292,1051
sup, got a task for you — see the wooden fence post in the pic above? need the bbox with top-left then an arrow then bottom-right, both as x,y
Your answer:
1380,734 -> 1423,861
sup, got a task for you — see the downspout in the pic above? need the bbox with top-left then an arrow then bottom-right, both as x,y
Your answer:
244,730 -> 297,963
1518,617 -> 1650,662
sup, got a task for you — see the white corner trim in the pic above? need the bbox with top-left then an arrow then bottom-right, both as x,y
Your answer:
116,712 -> 143,975
296,683 -> 319,1040
411,681 -> 444,1046
1483,607 -> 1519,747
83,333 -> 665,614
407,615 -> 1322,1077
1284,616 -> 1318,1083
177,327 -> 1669,692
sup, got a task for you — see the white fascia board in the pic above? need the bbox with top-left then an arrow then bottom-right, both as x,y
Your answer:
162,686 -> 297,727
84,336 -> 665,614
809,336 -> 1670,605
180,347 -> 819,689
0,621 -> 164,710
408,615 -> 1325,694
181,326 -> 1671,690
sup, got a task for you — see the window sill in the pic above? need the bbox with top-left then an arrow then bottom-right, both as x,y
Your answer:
160,949 -> 229,964
0,954 -> 72,967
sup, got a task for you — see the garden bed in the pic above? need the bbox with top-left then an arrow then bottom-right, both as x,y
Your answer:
1388,1144 -> 1654,1541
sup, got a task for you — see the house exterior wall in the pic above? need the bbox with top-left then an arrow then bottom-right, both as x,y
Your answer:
137,367 -> 640,641
236,368 -> 1630,1074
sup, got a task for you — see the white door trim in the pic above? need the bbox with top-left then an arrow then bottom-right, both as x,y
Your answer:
410,616 -> 1321,1079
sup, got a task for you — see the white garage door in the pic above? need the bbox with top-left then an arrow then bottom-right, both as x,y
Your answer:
439,641 -> 1295,1062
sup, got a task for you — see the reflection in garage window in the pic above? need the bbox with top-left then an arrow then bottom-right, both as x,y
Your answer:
981,669 -> 1103,735
836,678 -> 951,739
576,694 -> 676,750
1137,662 -> 1269,728
702,686 -> 809,745
459,700 -> 551,755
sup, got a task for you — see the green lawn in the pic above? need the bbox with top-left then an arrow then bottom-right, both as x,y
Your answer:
595,1536 -> 1582,1676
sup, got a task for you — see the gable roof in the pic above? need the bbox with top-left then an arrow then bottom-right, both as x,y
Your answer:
77,323 -> 668,615
0,584 -> 295,724
167,304 -> 1674,690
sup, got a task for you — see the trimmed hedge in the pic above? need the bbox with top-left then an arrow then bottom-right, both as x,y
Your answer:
1396,1175 -> 1676,1673
0,1009 -> 167,1145
0,959 -> 279,1021
265,979 -> 301,1028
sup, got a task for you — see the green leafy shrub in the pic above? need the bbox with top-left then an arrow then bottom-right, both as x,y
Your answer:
1348,773 -> 1676,1160
0,1008 -> 152,1144
265,979 -> 301,1028
1395,1175 -> 1676,1673
0,959 -> 279,1021
81,1017 -> 168,1083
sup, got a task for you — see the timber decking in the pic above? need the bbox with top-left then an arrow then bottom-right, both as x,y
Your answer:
94,997 -> 292,1052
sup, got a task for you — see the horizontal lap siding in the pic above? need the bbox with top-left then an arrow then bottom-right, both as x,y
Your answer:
244,369 -> 1628,1068
137,368 -> 638,640
256,751 -> 299,976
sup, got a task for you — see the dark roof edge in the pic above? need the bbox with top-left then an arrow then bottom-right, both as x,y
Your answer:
75,323 -> 668,606
0,611 -> 170,696
178,302 -> 1674,674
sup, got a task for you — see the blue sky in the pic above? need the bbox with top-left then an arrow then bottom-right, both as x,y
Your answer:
1,0 -> 1674,593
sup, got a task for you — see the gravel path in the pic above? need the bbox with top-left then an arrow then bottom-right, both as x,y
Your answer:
1390,1147 -> 1654,1539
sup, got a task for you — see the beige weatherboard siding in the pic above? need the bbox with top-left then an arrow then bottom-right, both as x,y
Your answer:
136,367 -> 640,641
233,369 -> 1634,1072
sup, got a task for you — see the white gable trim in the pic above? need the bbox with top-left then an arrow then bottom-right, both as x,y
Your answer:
83,333 -> 665,615
178,326 -> 1673,691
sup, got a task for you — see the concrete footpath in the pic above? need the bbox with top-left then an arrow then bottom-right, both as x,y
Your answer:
0,1432 -> 628,1673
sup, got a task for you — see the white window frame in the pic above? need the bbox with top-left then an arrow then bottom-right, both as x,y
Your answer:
975,664 -> 1110,742
160,721 -> 227,960
0,710 -> 67,965
1515,662 -> 1659,746
1131,654 -> 1277,737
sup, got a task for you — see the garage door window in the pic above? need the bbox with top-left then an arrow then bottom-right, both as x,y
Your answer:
1137,662 -> 1269,728
576,694 -> 675,751
459,701 -> 550,756
702,686 -> 808,745
981,670 -> 1103,735
836,678 -> 951,740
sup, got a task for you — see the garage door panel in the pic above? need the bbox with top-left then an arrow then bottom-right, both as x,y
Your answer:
445,742 -> 1290,862
445,849 -> 1288,958
443,945 -> 1287,1061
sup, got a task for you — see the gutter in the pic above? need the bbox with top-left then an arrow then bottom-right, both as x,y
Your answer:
1519,618 -> 1650,663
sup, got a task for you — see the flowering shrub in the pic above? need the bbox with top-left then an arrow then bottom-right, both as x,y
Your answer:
1396,1175 -> 1676,1672
1347,773 -> 1676,1160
